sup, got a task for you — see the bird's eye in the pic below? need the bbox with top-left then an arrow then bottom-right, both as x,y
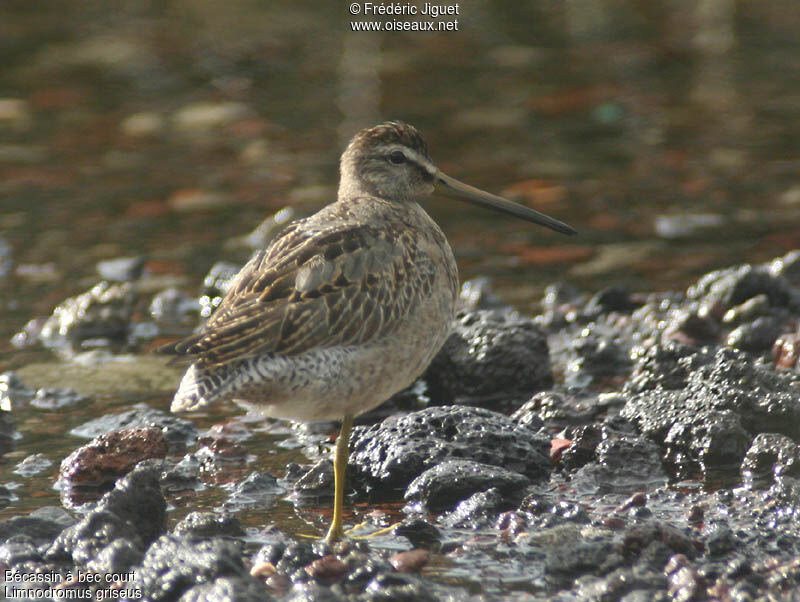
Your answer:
389,151 -> 406,164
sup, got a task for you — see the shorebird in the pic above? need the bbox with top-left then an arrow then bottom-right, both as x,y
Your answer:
160,122 -> 575,543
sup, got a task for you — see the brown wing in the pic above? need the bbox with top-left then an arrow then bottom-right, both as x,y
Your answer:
160,219 -> 432,368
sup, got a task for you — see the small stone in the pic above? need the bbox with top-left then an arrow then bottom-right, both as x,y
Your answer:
241,207 -> 298,250
13,454 -> 52,477
172,101 -> 251,132
0,98 -> 32,130
405,459 -> 530,513
30,387 -> 88,410
38,281 -> 137,354
0,372 -> 35,410
721,294 -> 770,325
120,112 -> 164,137
96,256 -> 146,282
167,188 -> 230,212
389,549 -> 430,573
149,287 -> 201,327
772,331 -> 800,369
174,512 -> 246,539
59,427 -> 168,488
305,555 -> 347,582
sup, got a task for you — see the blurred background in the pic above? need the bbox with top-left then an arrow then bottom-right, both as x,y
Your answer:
1,0 -> 799,360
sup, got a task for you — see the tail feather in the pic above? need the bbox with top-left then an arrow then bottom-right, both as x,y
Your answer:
171,363 -> 226,412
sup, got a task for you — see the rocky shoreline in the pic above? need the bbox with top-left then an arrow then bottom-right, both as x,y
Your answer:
3,250 -> 800,600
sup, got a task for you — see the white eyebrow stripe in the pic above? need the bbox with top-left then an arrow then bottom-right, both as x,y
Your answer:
394,146 -> 437,176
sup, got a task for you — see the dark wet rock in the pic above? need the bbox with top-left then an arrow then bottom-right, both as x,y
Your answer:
564,329 -> 632,387
85,536 -> 144,574
160,454 -> 202,493
704,522 -> 738,556
623,522 -> 701,560
249,530 -> 294,567
688,264 -> 800,315
662,308 -> 721,346
223,471 -> 284,510
624,340 -> 713,394
721,293 -> 771,325
518,493 -> 590,529
621,345 -> 800,476
558,424 -> 604,470
173,512 -> 246,539
405,459 -> 529,513
582,285 -> 642,318
424,310 -> 553,406
47,510 -> 142,566
71,404 -> 197,449
559,566 -> 668,601
264,542 -> 436,602
149,287 -> 202,327
48,467 -> 165,565
542,282 -> 584,311
286,459 -> 335,503
741,433 -> 800,489
133,535 -> 251,602
0,540 -> 42,567
96,256 -> 146,282
570,434 -> 667,493
393,517 -> 441,549
0,371 -> 35,408
440,486 -> 521,528
665,554 -> 704,601
544,537 -> 622,587
0,516 -> 65,545
361,572 -> 438,602
284,583 -> 343,602
199,261 -> 241,317
37,281 -> 138,354
94,466 -> 166,541
495,509 -> 531,535
266,540 -> 320,580
770,249 -> 800,285
662,409 -> 751,479
349,406 -> 550,499
191,436 -> 249,473
180,575 -> 274,602
726,315 -> 783,353
457,277 -> 507,311
509,395 -> 546,430
59,426 -> 168,490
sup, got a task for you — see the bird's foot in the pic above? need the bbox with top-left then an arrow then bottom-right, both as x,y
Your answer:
343,520 -> 402,539
324,522 -> 346,545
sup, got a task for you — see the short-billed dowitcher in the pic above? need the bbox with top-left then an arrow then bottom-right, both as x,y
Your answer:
160,122 -> 575,543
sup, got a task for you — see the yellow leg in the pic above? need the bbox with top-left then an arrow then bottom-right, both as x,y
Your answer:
325,413 -> 353,544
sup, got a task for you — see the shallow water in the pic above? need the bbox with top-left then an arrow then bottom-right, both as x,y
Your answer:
1,0 -> 799,592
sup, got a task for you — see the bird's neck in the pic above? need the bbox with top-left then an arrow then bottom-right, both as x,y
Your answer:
337,174 -> 369,203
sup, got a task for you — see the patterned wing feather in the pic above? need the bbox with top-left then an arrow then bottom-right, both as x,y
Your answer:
161,219 -> 429,368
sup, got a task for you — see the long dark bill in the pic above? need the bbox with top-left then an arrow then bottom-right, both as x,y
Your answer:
436,171 -> 576,236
